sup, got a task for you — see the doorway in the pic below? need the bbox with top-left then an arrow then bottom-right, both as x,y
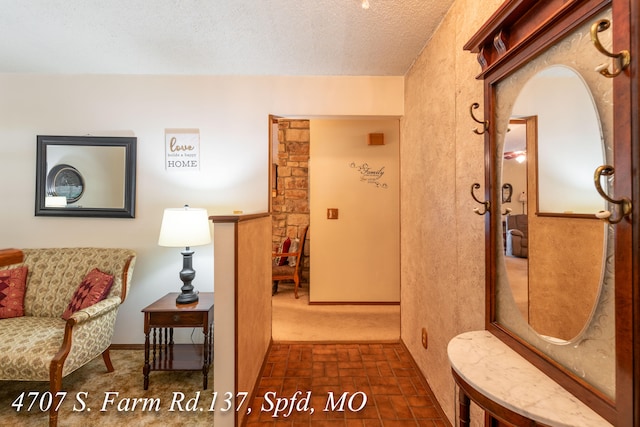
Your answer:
269,116 -> 401,299
270,116 -> 310,288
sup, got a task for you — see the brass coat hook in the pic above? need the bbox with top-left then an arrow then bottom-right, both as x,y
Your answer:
471,183 -> 490,215
594,165 -> 632,224
470,103 -> 489,135
590,19 -> 630,78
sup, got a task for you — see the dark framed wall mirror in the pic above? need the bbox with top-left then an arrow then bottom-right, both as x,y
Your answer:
460,0 -> 638,425
501,183 -> 512,203
35,135 -> 137,218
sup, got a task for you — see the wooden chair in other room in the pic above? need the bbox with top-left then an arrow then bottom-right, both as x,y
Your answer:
272,226 -> 308,298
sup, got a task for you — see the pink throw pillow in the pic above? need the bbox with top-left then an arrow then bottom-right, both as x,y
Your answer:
0,266 -> 28,319
62,268 -> 114,320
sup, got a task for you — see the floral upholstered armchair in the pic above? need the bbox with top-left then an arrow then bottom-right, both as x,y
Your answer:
0,247 -> 136,427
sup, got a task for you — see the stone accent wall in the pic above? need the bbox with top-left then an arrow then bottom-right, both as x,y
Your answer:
272,119 -> 310,284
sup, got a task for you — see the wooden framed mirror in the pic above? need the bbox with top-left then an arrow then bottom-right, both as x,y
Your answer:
463,0 -> 637,424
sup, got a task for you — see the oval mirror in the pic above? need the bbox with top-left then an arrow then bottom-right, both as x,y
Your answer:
501,65 -> 607,342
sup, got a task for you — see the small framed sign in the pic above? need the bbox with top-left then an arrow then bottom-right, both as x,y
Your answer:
165,129 -> 200,171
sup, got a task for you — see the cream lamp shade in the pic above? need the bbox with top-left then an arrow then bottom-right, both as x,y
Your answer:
158,205 -> 211,304
518,191 -> 527,203
158,206 -> 211,248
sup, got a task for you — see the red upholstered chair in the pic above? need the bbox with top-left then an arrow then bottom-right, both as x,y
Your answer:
272,226 -> 308,298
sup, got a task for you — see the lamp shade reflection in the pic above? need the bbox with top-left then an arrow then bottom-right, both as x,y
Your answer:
45,196 -> 67,207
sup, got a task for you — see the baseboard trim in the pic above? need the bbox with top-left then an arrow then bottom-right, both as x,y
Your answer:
273,339 -> 401,345
308,301 -> 399,306
399,339 -> 453,427
108,343 -> 145,350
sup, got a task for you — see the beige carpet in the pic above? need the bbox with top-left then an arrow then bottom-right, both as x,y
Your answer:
504,255 -> 529,321
271,282 -> 401,342
0,350 -> 213,426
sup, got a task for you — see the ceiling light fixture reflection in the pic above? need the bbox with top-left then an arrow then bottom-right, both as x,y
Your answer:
503,150 -> 527,162
362,0 -> 370,9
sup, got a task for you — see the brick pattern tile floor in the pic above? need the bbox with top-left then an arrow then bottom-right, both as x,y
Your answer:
244,342 -> 449,426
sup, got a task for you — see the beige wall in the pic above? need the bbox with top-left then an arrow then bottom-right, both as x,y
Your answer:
528,216 -> 604,340
0,74 -> 404,345
309,119 -> 400,302
527,141 -> 605,340
401,0 -> 503,423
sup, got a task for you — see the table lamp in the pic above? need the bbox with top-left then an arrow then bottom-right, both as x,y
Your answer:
158,205 -> 211,304
518,191 -> 527,214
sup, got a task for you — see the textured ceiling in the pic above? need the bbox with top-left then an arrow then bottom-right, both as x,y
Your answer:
0,0 -> 455,76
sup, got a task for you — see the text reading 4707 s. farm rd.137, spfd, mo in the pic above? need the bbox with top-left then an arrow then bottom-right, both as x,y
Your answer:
10,390 -> 368,417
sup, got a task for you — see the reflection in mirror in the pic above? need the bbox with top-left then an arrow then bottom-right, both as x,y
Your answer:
502,119 -> 528,215
47,146 -> 126,207
502,120 -> 529,322
502,66 -> 607,342
36,135 -> 136,218
514,65 -> 604,216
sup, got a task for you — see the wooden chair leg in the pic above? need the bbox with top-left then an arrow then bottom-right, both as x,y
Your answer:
293,277 -> 299,299
102,348 -> 115,372
49,362 -> 63,427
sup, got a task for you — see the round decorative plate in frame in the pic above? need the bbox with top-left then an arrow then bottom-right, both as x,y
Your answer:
46,164 -> 85,204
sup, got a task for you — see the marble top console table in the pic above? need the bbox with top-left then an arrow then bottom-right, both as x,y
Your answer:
447,331 -> 611,427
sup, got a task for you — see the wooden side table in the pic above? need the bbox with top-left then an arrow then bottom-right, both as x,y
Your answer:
142,292 -> 214,390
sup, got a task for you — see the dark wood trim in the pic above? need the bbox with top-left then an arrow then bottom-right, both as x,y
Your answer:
0,249 -> 23,267
463,0 -> 541,52
209,212 -> 270,223
49,319 -> 75,427
533,213 -> 602,219
119,255 -> 135,302
451,368 -> 551,427
465,0 -> 611,80
268,114 -> 283,214
484,63 -> 495,347
613,1 -> 636,426
269,114 -> 274,215
630,2 -> 640,425
101,349 -> 114,372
